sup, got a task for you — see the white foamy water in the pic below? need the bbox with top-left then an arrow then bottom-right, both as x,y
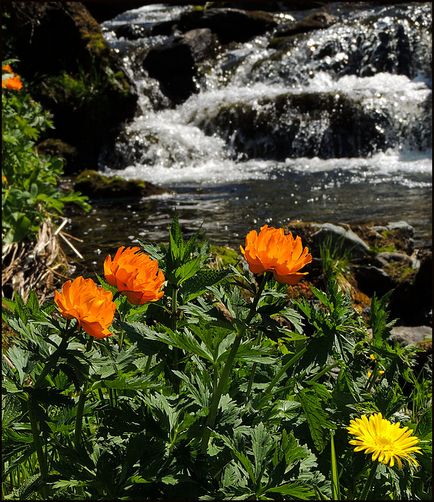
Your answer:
105,148 -> 431,186
103,3 -> 191,28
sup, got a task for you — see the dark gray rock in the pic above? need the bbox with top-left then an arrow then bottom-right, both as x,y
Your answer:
178,8 -> 277,44
196,91 -> 398,159
390,326 -> 432,345
389,248 -> 432,325
36,139 -> 79,173
272,11 -> 337,38
143,28 -> 217,104
311,223 -> 371,259
353,265 -> 395,296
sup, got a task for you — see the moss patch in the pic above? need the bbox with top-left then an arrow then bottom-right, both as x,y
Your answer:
210,245 -> 240,269
74,170 -> 166,199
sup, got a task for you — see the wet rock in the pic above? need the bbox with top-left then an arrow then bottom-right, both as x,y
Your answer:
370,221 -> 415,254
114,23 -> 151,40
311,223 -> 372,259
74,170 -> 166,199
389,248 -> 432,325
114,19 -> 175,40
286,220 -> 430,325
197,91 -> 396,160
211,1 -> 324,10
353,265 -> 395,297
3,1 -> 138,172
390,325 -> 432,345
177,8 -> 277,44
272,11 -> 337,40
143,28 -> 217,104
376,251 -> 418,271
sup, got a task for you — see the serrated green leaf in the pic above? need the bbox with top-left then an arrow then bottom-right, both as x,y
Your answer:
183,268 -> 231,302
267,482 -> 315,499
297,388 -> 335,452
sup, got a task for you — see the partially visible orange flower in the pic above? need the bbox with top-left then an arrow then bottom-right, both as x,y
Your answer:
54,276 -> 116,339
2,64 -> 23,91
2,175 -> 8,186
240,225 -> 312,285
104,246 -> 165,305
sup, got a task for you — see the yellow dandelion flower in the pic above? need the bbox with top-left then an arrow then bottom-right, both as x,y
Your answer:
369,354 -> 377,361
347,413 -> 422,469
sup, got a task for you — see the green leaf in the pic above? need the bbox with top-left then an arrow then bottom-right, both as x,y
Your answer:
251,423 -> 274,485
174,256 -> 202,285
297,388 -> 335,452
183,268 -> 230,302
51,479 -> 88,490
267,482 -> 315,499
7,345 -> 29,385
17,474 -> 44,499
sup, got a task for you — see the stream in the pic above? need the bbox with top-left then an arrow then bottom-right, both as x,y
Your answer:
68,2 -> 432,271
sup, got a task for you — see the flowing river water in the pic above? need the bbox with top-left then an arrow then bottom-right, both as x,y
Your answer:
68,2 -> 432,269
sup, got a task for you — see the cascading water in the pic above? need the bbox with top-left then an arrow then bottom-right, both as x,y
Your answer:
73,2 -> 432,262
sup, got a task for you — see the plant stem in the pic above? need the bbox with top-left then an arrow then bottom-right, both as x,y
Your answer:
74,338 -> 93,448
200,334 -> 242,453
359,463 -> 378,500
330,431 -> 341,500
144,355 -> 153,374
245,332 -> 263,402
171,286 -> 178,331
28,400 -> 48,497
200,274 -> 267,453
259,347 -> 307,405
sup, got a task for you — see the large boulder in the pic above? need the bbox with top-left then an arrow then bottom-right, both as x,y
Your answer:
177,8 -> 277,44
143,29 -> 217,104
2,1 -> 138,172
196,91 -> 395,159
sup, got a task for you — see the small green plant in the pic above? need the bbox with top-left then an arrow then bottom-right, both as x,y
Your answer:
2,60 -> 89,245
319,236 -> 352,283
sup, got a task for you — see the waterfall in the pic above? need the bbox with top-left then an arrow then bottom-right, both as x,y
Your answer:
86,1 -> 431,247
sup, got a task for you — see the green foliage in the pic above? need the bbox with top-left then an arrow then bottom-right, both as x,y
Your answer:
2,219 -> 431,500
319,236 -> 351,282
2,62 -> 90,244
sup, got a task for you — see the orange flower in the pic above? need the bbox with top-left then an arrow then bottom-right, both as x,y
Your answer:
104,246 -> 165,305
2,65 -> 23,91
54,276 -> 116,339
241,225 -> 312,285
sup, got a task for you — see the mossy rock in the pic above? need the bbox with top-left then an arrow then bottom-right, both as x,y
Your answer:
74,170 -> 166,199
2,1 -> 138,172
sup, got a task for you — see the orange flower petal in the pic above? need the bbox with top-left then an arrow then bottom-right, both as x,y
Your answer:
104,246 -> 165,305
54,276 -> 116,339
241,225 -> 312,284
